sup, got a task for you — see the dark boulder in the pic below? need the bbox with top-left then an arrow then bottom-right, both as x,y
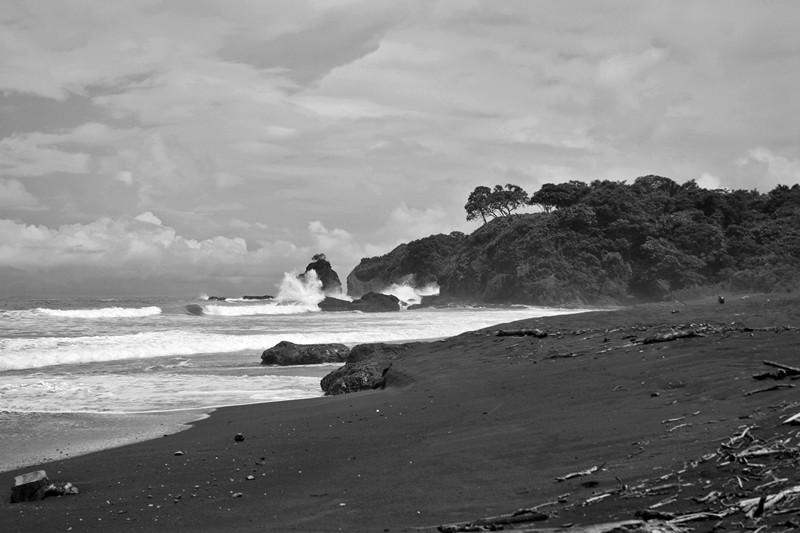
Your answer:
320,342 -> 420,395
242,294 -> 274,300
300,256 -> 342,295
318,293 -> 401,313
261,341 -> 350,365
353,292 -> 400,312
318,297 -> 355,312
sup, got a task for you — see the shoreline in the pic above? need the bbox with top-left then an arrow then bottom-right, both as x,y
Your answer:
0,409 -> 211,474
3,293 -> 799,532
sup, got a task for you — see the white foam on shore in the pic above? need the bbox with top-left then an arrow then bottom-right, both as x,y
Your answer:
0,373 -> 326,413
36,306 -> 162,319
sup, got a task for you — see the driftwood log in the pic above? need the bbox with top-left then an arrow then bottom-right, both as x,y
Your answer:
763,360 -> 800,376
642,330 -> 699,344
497,329 -> 548,338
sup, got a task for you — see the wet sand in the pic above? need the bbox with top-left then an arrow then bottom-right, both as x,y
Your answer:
0,410 -> 209,473
2,293 -> 799,532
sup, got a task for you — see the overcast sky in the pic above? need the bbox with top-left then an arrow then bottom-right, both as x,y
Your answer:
2,1 -> 799,297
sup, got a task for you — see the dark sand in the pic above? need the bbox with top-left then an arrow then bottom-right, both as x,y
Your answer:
2,293 -> 799,532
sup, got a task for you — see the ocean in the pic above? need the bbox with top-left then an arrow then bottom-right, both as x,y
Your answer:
0,273 -> 581,470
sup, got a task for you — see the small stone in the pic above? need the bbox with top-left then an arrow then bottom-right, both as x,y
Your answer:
174,451 -> 185,456
234,433 -> 245,442
231,492 -> 244,498
246,475 -> 255,480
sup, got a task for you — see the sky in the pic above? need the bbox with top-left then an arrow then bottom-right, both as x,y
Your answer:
2,0 -> 800,297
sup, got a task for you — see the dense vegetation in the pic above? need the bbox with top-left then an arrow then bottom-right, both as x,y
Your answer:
349,177 -> 800,305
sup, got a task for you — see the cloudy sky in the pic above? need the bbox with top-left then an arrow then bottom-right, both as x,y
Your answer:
2,0 -> 799,297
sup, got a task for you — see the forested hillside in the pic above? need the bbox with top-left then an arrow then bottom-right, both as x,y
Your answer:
348,177 -> 800,305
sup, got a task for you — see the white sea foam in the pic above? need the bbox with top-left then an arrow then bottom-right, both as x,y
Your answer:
0,306 -> 583,371
0,373 -> 325,413
201,271 -> 329,316
381,282 -> 440,306
36,306 -> 162,319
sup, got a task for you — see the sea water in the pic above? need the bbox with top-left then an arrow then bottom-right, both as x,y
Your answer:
1,273 -> 581,415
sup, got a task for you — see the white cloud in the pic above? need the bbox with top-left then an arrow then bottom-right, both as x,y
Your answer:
0,214 -> 304,291
697,172 -> 722,190
738,147 -> 800,185
2,1 -> 800,295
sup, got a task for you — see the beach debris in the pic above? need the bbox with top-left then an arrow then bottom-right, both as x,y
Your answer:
10,471 -> 79,503
743,383 -> 795,396
555,464 -> 603,482
642,329 -> 700,344
496,328 -> 548,338
46,482 -> 78,497
234,433 -> 245,442
782,412 -> 800,425
763,359 -> 800,376
437,507 -> 549,532
10,470 -> 50,503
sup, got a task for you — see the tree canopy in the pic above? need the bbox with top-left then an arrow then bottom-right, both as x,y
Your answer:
465,184 -> 529,223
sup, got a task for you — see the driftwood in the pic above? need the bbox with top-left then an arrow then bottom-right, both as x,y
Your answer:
763,360 -> 800,376
739,485 -> 800,518
743,383 -> 795,396
497,329 -> 548,338
642,330 -> 700,344
437,508 -> 548,532
782,412 -> 800,425
555,464 -> 601,482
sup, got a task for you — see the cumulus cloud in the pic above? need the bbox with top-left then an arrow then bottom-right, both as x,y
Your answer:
697,173 -> 722,190
0,213 -> 310,294
1,1 -> 799,295
738,147 -> 800,186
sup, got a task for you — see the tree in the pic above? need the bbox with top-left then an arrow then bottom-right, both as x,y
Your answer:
465,184 -> 529,223
465,186 -> 493,223
529,181 -> 590,212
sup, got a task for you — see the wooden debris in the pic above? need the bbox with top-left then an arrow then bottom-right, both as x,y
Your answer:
642,329 -> 700,344
497,329 -> 548,338
739,485 -> 800,518
743,384 -> 795,396
763,360 -> 800,376
782,412 -> 800,425
555,464 -> 602,482
437,508 -> 548,532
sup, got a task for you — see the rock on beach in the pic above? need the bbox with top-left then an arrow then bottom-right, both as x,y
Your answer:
261,341 -> 350,365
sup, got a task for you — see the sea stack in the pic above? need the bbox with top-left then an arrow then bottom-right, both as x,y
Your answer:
299,253 -> 343,295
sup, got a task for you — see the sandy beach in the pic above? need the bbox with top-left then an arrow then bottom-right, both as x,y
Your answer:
3,293 -> 800,532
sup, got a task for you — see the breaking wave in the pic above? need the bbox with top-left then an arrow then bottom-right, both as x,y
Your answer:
36,306 -> 163,319
198,271 -> 335,316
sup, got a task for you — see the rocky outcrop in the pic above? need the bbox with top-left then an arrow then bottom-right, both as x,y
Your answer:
353,292 -> 400,312
347,232 -> 466,297
320,342 -> 420,395
300,256 -> 342,295
318,292 -> 401,313
261,341 -> 350,365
